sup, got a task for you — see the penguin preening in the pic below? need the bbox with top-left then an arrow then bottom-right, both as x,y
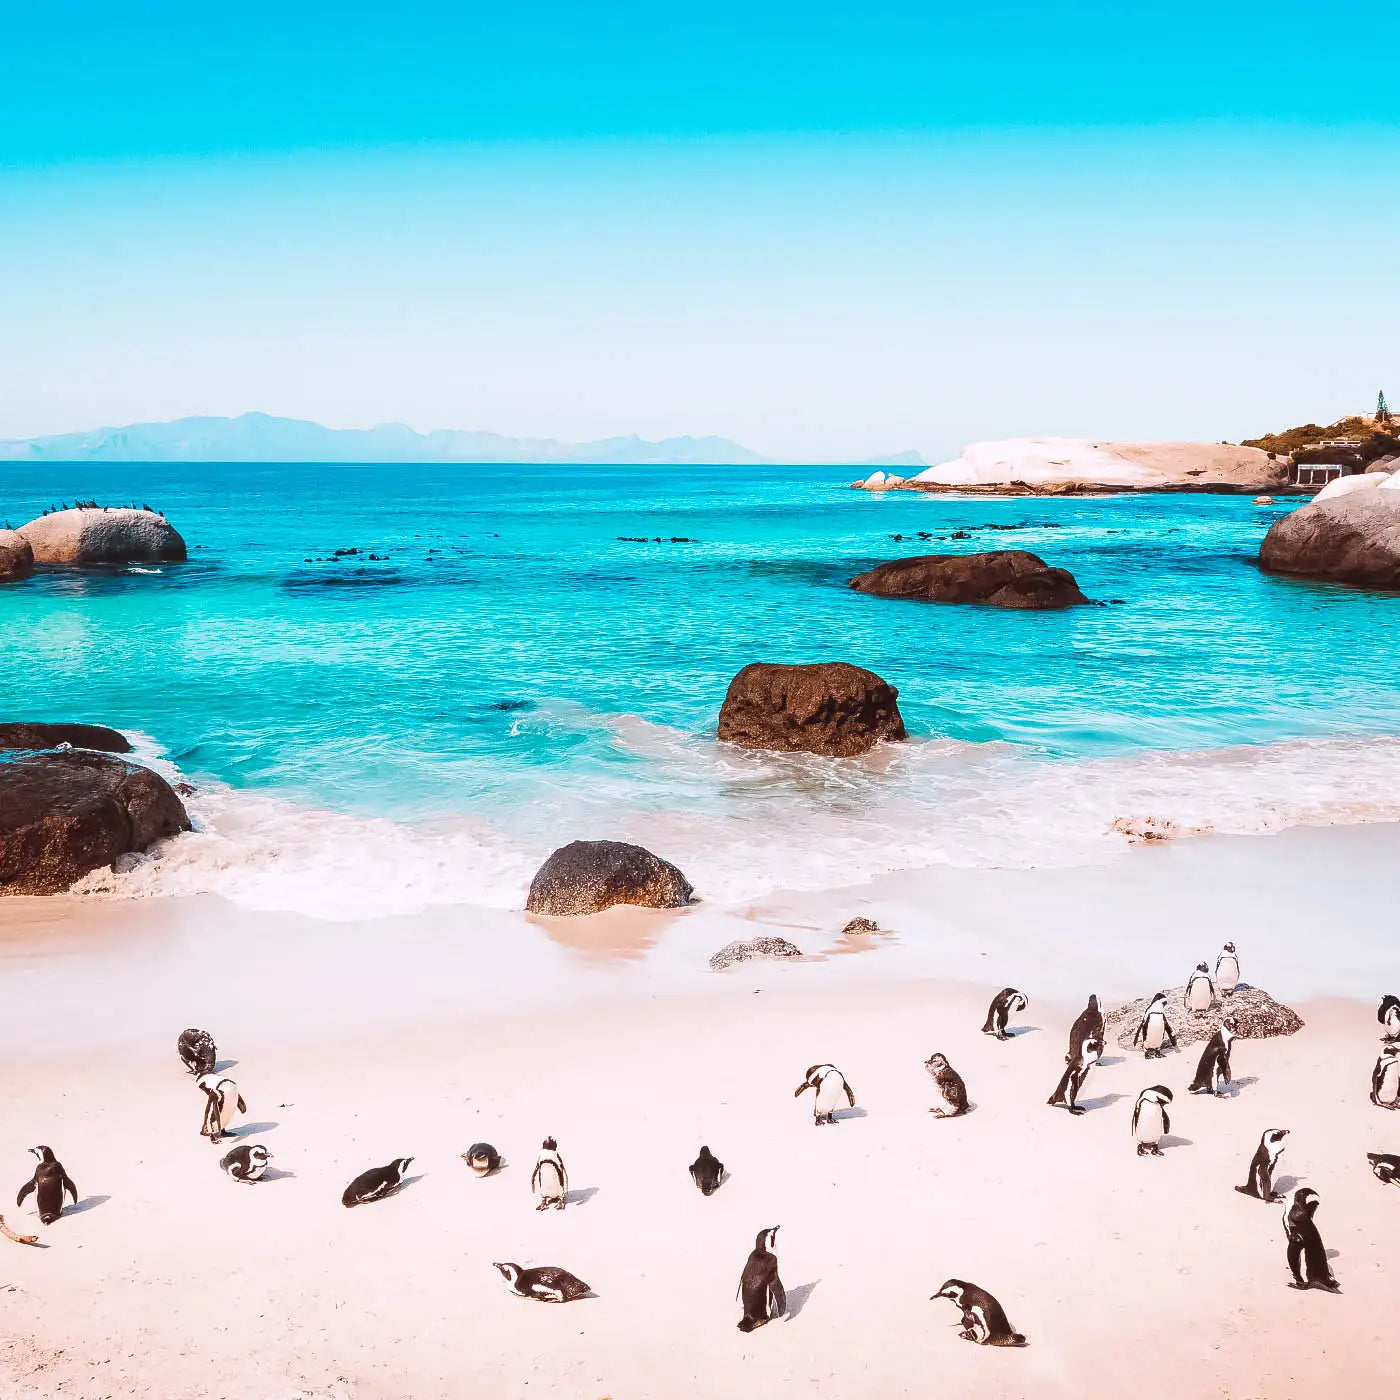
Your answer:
177,1027 -> 217,1076
531,1137 -> 568,1210
1367,1152 -> 1400,1186
342,1157 -> 414,1207
932,1279 -> 1026,1346
1188,1016 -> 1237,1096
1132,992 -> 1178,1059
794,1064 -> 856,1126
1048,1037 -> 1101,1115
1215,943 -> 1240,997
1282,1188 -> 1339,1292
980,988 -> 1027,1041
1235,1129 -> 1288,1201
493,1262 -> 592,1302
1184,963 -> 1215,1013
461,1143 -> 502,1176
924,1054 -> 970,1117
197,1072 -> 246,1142
1378,994 -> 1400,1043
15,1147 -> 78,1225
220,1143 -> 272,1183
1370,1047 -> 1400,1109
1131,1085 -> 1173,1156
1066,996 -> 1104,1065
737,1227 -> 786,1332
690,1146 -> 725,1196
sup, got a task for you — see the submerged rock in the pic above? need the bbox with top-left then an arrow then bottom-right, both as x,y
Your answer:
1107,984 -> 1303,1049
0,529 -> 34,580
18,508 -> 186,566
525,839 -> 694,917
709,936 -> 803,970
1259,486 -> 1400,588
0,722 -> 132,754
848,551 -> 1090,609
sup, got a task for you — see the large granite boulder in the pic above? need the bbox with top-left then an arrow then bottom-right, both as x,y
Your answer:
1107,984 -> 1303,1049
717,661 -> 906,757
18,508 -> 186,566
1259,486 -> 1400,588
525,839 -> 694,917
0,750 -> 190,895
0,722 -> 132,754
0,529 -> 34,580
849,550 -> 1090,609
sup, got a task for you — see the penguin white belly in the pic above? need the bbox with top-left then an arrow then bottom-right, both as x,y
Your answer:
1143,1015 -> 1165,1051
536,1162 -> 564,1197
1387,1009 -> 1400,1038
814,1074 -> 846,1116
1383,1060 -> 1400,1105
1187,981 -> 1211,1012
1218,960 -> 1239,993
1135,1101 -> 1166,1143
219,1085 -> 243,1130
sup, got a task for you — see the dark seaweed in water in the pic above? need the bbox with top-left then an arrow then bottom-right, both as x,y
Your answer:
486,699 -> 535,713
281,567 -> 405,594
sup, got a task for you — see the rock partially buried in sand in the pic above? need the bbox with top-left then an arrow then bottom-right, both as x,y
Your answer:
848,551 -> 1090,609
1109,815 -> 1211,844
0,529 -> 34,580
1258,486 -> 1400,588
709,937 -> 803,970
841,917 -> 880,935
717,662 -> 906,757
525,839 -> 694,917
0,750 -> 191,895
1107,984 -> 1303,1049
18,507 -> 186,566
0,722 -> 132,755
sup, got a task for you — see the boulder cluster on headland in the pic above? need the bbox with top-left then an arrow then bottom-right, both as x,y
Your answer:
0,506 -> 185,581
849,550 -> 1090,609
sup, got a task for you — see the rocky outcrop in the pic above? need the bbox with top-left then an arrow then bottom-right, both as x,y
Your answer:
717,662 -> 906,757
17,508 -> 186,566
849,551 -> 1090,609
1107,984 -> 1303,1049
709,936 -> 803,970
525,839 -> 694,917
841,917 -> 880,934
0,750 -> 190,895
1259,485 -> 1400,588
0,722 -> 132,754
0,529 -> 34,580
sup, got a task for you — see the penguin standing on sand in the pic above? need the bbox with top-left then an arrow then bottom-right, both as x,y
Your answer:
931,1279 -> 1026,1346
177,1027 -> 217,1076
924,1054 -> 970,1117
1367,1152 -> 1400,1186
15,1147 -> 78,1225
690,1146 -> 725,1196
1066,996 -> 1104,1064
1370,1047 -> 1400,1109
1131,1085 -> 1173,1156
342,1157 -> 413,1206
531,1137 -> 569,1210
220,1144 -> 272,1183
493,1262 -> 591,1302
1188,1016 -> 1237,1096
1235,1129 -> 1288,1201
1184,963 -> 1215,1013
794,1064 -> 856,1126
1215,943 -> 1241,997
1379,994 -> 1400,1043
1282,1188 -> 1339,1292
197,1072 -> 246,1142
461,1143 -> 502,1176
1132,992 -> 1177,1059
1048,1037 -> 1101,1115
736,1227 -> 786,1332
981,988 -> 1028,1041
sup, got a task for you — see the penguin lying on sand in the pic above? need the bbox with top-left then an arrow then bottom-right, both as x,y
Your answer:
220,1144 -> 272,1183
1188,1016 -> 1237,1096
1131,1086 -> 1173,1156
493,1262 -> 591,1302
342,1157 -> 413,1207
1048,1037 -> 1101,1115
1282,1188 -> 1339,1292
1371,1047 -> 1400,1109
1378,994 -> 1400,1043
1132,992 -> 1177,1059
197,1073 -> 246,1142
737,1227 -> 785,1332
1235,1129 -> 1288,1201
531,1137 -> 568,1209
932,1279 -> 1026,1346
15,1147 -> 78,1225
924,1054 -> 969,1117
1367,1152 -> 1400,1186
177,1027 -> 217,1076
690,1146 -> 725,1195
461,1143 -> 502,1176
794,1064 -> 856,1126
981,988 -> 1027,1041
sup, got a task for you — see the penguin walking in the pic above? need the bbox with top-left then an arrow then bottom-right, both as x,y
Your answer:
1370,1046 -> 1400,1109
1215,943 -> 1241,997
1378,994 -> 1400,1043
1048,1037 -> 1101,1115
1066,996 -> 1104,1065
531,1137 -> 569,1210
1184,963 -> 1215,1013
220,1144 -> 272,1183
1188,1016 -> 1237,1096
461,1143 -> 502,1176
736,1227 -> 786,1332
690,1146 -> 725,1196
1282,1188 -> 1339,1292
1131,1085 -> 1173,1156
14,1147 -> 78,1225
197,1072 -> 246,1142
1131,992 -> 1178,1059
980,988 -> 1027,1041
493,1262 -> 591,1302
1235,1129 -> 1288,1201
177,1027 -> 217,1076
794,1064 -> 856,1126
342,1157 -> 414,1207
931,1279 -> 1026,1346
924,1054 -> 970,1117
1367,1152 -> 1400,1186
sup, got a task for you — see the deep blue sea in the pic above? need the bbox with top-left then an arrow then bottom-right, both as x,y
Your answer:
4,462 -> 1399,916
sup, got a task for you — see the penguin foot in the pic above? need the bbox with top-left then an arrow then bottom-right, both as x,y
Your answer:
1067,1106 -> 1087,1116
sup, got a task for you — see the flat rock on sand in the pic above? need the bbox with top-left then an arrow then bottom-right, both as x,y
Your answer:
848,551 -> 1090,609
18,507 -> 186,565
525,839 -> 694,917
1107,984 -> 1304,1049
709,936 -> 803,970
0,721 -> 132,754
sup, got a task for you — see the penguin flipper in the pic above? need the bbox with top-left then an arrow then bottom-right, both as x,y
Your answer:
793,1081 -> 812,1098
769,1277 -> 787,1318
1162,1107 -> 1171,1136
844,1081 -> 856,1108
63,1173 -> 78,1206
16,1179 -> 34,1208
237,1095 -> 247,1114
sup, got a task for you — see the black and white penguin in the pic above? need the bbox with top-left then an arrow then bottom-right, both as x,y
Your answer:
1370,1046 -> 1400,1109
493,1262 -> 591,1302
924,1054 -> 970,1117
1188,1016 -> 1237,1096
1378,994 -> 1400,1042
531,1137 -> 569,1210
690,1145 -> 725,1196
1131,1085 -> 1173,1156
1184,963 -> 1215,1013
461,1143 -> 502,1176
794,1064 -> 856,1126
1367,1152 -> 1400,1186
1282,1188 -> 1339,1292
220,1143 -> 272,1183
197,1072 -> 246,1142
1066,996 -> 1104,1065
177,1027 -> 217,1076
980,988 -> 1028,1041
1131,992 -> 1177,1059
1215,943 -> 1241,998
341,1157 -> 414,1207
737,1227 -> 786,1332
931,1279 -> 1026,1346
14,1147 -> 78,1225
1047,1036 -> 1101,1115
1235,1129 -> 1289,1201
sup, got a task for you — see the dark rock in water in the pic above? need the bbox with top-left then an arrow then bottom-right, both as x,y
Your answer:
0,750 -> 190,895
525,839 -> 694,917
173,781 -> 197,797
0,529 -> 34,580
849,551 -> 1091,610
1259,489 -> 1400,588
709,936 -> 803,970
0,722 -> 132,754
1107,984 -> 1303,1049
718,661 -> 906,757
17,508 -> 185,566
841,917 -> 880,935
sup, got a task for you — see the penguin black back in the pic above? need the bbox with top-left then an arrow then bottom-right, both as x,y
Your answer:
1066,996 -> 1103,1062
342,1157 -> 413,1207
1367,1152 -> 1400,1186
1282,1188 -> 1339,1292
690,1145 -> 725,1196
737,1227 -> 785,1332
462,1143 -> 502,1176
981,988 -> 1026,1040
1188,1016 -> 1236,1095
1235,1129 -> 1288,1201
15,1146 -> 78,1226
932,1278 -> 1026,1346
177,1027 -> 217,1076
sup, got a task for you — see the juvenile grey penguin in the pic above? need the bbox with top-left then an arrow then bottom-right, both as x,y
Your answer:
342,1157 -> 414,1207
15,1147 -> 78,1225
794,1064 -> 856,1126
1235,1128 -> 1288,1201
932,1279 -> 1026,1346
220,1143 -> 272,1183
493,1262 -> 591,1302
1282,1188 -> 1339,1292
1047,1036 -> 1101,1115
980,988 -> 1027,1041
1131,1085 -> 1173,1156
1215,943 -> 1240,997
1188,1016 -> 1237,1096
1367,1152 -> 1400,1186
1131,992 -> 1177,1059
461,1143 -> 502,1176
197,1072 -> 246,1142
531,1137 -> 568,1210
737,1226 -> 786,1332
1378,994 -> 1400,1042
1370,1046 -> 1400,1109
177,1027 -> 217,1076
690,1145 -> 725,1196
1066,996 -> 1104,1064
1184,963 -> 1215,1013
924,1053 -> 970,1117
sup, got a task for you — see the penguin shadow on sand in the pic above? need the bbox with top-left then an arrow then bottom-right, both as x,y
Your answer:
65,1193 -> 112,1216
565,1186 -> 600,1207
785,1281 -> 819,1319
230,1120 -> 280,1138
1158,1134 -> 1194,1150
213,1058 -> 239,1074
1075,1091 -> 1130,1113
1215,1076 -> 1260,1100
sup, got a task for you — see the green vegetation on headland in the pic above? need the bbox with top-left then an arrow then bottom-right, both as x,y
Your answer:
1243,415 -> 1399,468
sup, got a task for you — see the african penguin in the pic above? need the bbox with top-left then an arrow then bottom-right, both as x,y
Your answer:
690,1145 -> 725,1196
14,1146 -> 78,1225
980,988 -> 1027,1041
1188,1016 -> 1237,1096
1215,942 -> 1240,997
737,1227 -> 786,1332
1235,1129 -> 1288,1201
794,1064 -> 855,1126
1132,992 -> 1177,1059
1367,1152 -> 1400,1186
342,1157 -> 414,1207
1131,1085 -> 1173,1156
461,1143 -> 502,1176
220,1143 -> 272,1183
1184,963 -> 1215,1013
1047,1036 -> 1101,1115
197,1072 -> 246,1142
924,1054 -> 970,1117
932,1279 -> 1026,1346
1378,994 -> 1400,1043
1370,1047 -> 1400,1109
177,1027 -> 217,1076
1066,996 -> 1104,1065
1282,1188 -> 1339,1292
493,1262 -> 592,1302
531,1137 -> 568,1210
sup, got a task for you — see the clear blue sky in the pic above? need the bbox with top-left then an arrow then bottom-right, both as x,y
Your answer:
2,2 -> 1397,459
